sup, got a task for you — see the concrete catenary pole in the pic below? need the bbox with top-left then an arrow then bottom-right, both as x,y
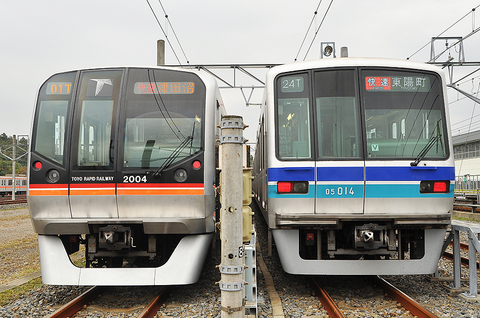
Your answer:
219,115 -> 245,318
157,40 -> 165,66
12,135 -> 16,201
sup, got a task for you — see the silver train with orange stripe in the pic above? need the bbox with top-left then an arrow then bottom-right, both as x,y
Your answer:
29,67 -> 225,285
253,58 -> 454,275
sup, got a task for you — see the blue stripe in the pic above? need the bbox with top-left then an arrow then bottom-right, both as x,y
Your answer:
268,166 -> 455,182
268,167 -> 314,182
317,167 -> 363,181
366,166 -> 454,181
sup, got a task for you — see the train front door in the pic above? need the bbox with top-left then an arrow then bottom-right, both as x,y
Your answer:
69,70 -> 123,218
313,69 -> 364,214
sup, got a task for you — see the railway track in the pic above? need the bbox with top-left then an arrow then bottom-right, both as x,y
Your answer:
0,195 -> 27,205
45,286 -> 169,318
311,276 -> 438,318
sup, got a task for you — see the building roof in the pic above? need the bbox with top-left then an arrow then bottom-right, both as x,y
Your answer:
452,130 -> 480,146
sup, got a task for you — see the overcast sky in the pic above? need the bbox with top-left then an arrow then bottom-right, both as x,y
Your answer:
2,0 -> 480,143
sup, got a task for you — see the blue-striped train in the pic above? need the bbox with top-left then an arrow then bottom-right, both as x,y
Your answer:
253,58 -> 454,275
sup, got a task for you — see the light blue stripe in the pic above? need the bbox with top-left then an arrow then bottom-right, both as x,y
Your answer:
365,184 -> 455,198
316,184 -> 364,198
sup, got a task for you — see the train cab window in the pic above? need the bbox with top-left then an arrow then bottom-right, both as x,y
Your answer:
362,69 -> 447,159
72,70 -> 122,170
32,72 -> 76,165
122,68 -> 205,169
314,69 -> 360,158
275,73 -> 312,159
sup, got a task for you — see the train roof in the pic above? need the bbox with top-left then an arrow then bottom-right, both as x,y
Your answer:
267,57 -> 444,76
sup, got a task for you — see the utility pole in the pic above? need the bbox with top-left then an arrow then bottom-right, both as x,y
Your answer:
0,134 -> 29,200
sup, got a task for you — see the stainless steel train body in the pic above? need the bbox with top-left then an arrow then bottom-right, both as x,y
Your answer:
0,175 -> 27,196
253,58 -> 454,275
29,67 -> 225,285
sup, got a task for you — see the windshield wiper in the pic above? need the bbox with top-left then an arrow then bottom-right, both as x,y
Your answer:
153,135 -> 193,177
410,133 -> 442,166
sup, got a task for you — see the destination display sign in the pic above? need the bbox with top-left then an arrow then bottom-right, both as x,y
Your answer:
45,82 -> 72,95
134,82 -> 195,94
280,76 -> 304,93
365,76 -> 430,92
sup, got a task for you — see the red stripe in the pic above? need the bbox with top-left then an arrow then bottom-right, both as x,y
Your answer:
29,184 -> 68,189
70,183 -> 115,189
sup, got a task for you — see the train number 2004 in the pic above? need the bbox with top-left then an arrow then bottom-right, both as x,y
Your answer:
123,175 -> 147,183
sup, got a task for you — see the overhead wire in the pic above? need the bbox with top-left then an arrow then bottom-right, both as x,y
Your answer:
145,0 -> 183,65
302,0 -> 334,61
294,0 -> 323,62
157,0 -> 190,64
407,5 -> 480,60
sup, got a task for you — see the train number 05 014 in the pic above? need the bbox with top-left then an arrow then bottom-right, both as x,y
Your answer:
325,187 -> 354,196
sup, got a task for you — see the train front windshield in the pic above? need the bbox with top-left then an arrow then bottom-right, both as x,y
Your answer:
123,69 -> 204,169
32,68 -> 206,173
275,68 -> 447,161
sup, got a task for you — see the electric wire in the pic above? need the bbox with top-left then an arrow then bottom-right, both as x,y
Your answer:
157,0 -> 190,64
456,81 -> 480,174
407,6 -> 480,60
294,0 -> 323,62
145,0 -> 183,65
303,0 -> 334,61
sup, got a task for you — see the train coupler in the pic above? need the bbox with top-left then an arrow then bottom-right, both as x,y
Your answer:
354,223 -> 388,250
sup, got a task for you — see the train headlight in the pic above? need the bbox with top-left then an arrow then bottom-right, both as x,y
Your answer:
174,168 -> 188,182
46,169 -> 60,183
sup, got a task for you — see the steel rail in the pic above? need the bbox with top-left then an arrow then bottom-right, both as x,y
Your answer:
371,276 -> 438,318
137,286 -> 169,318
312,278 -> 345,318
45,286 -> 102,318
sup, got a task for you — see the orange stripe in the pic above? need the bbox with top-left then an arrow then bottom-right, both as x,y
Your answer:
70,188 -> 115,196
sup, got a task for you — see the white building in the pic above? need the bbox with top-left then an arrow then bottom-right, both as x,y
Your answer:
453,130 -> 480,177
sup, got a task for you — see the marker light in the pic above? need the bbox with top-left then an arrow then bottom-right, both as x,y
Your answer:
192,160 -> 202,170
277,181 -> 309,194
420,180 -> 450,193
277,181 -> 292,193
433,181 -> 448,193
33,161 -> 43,171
